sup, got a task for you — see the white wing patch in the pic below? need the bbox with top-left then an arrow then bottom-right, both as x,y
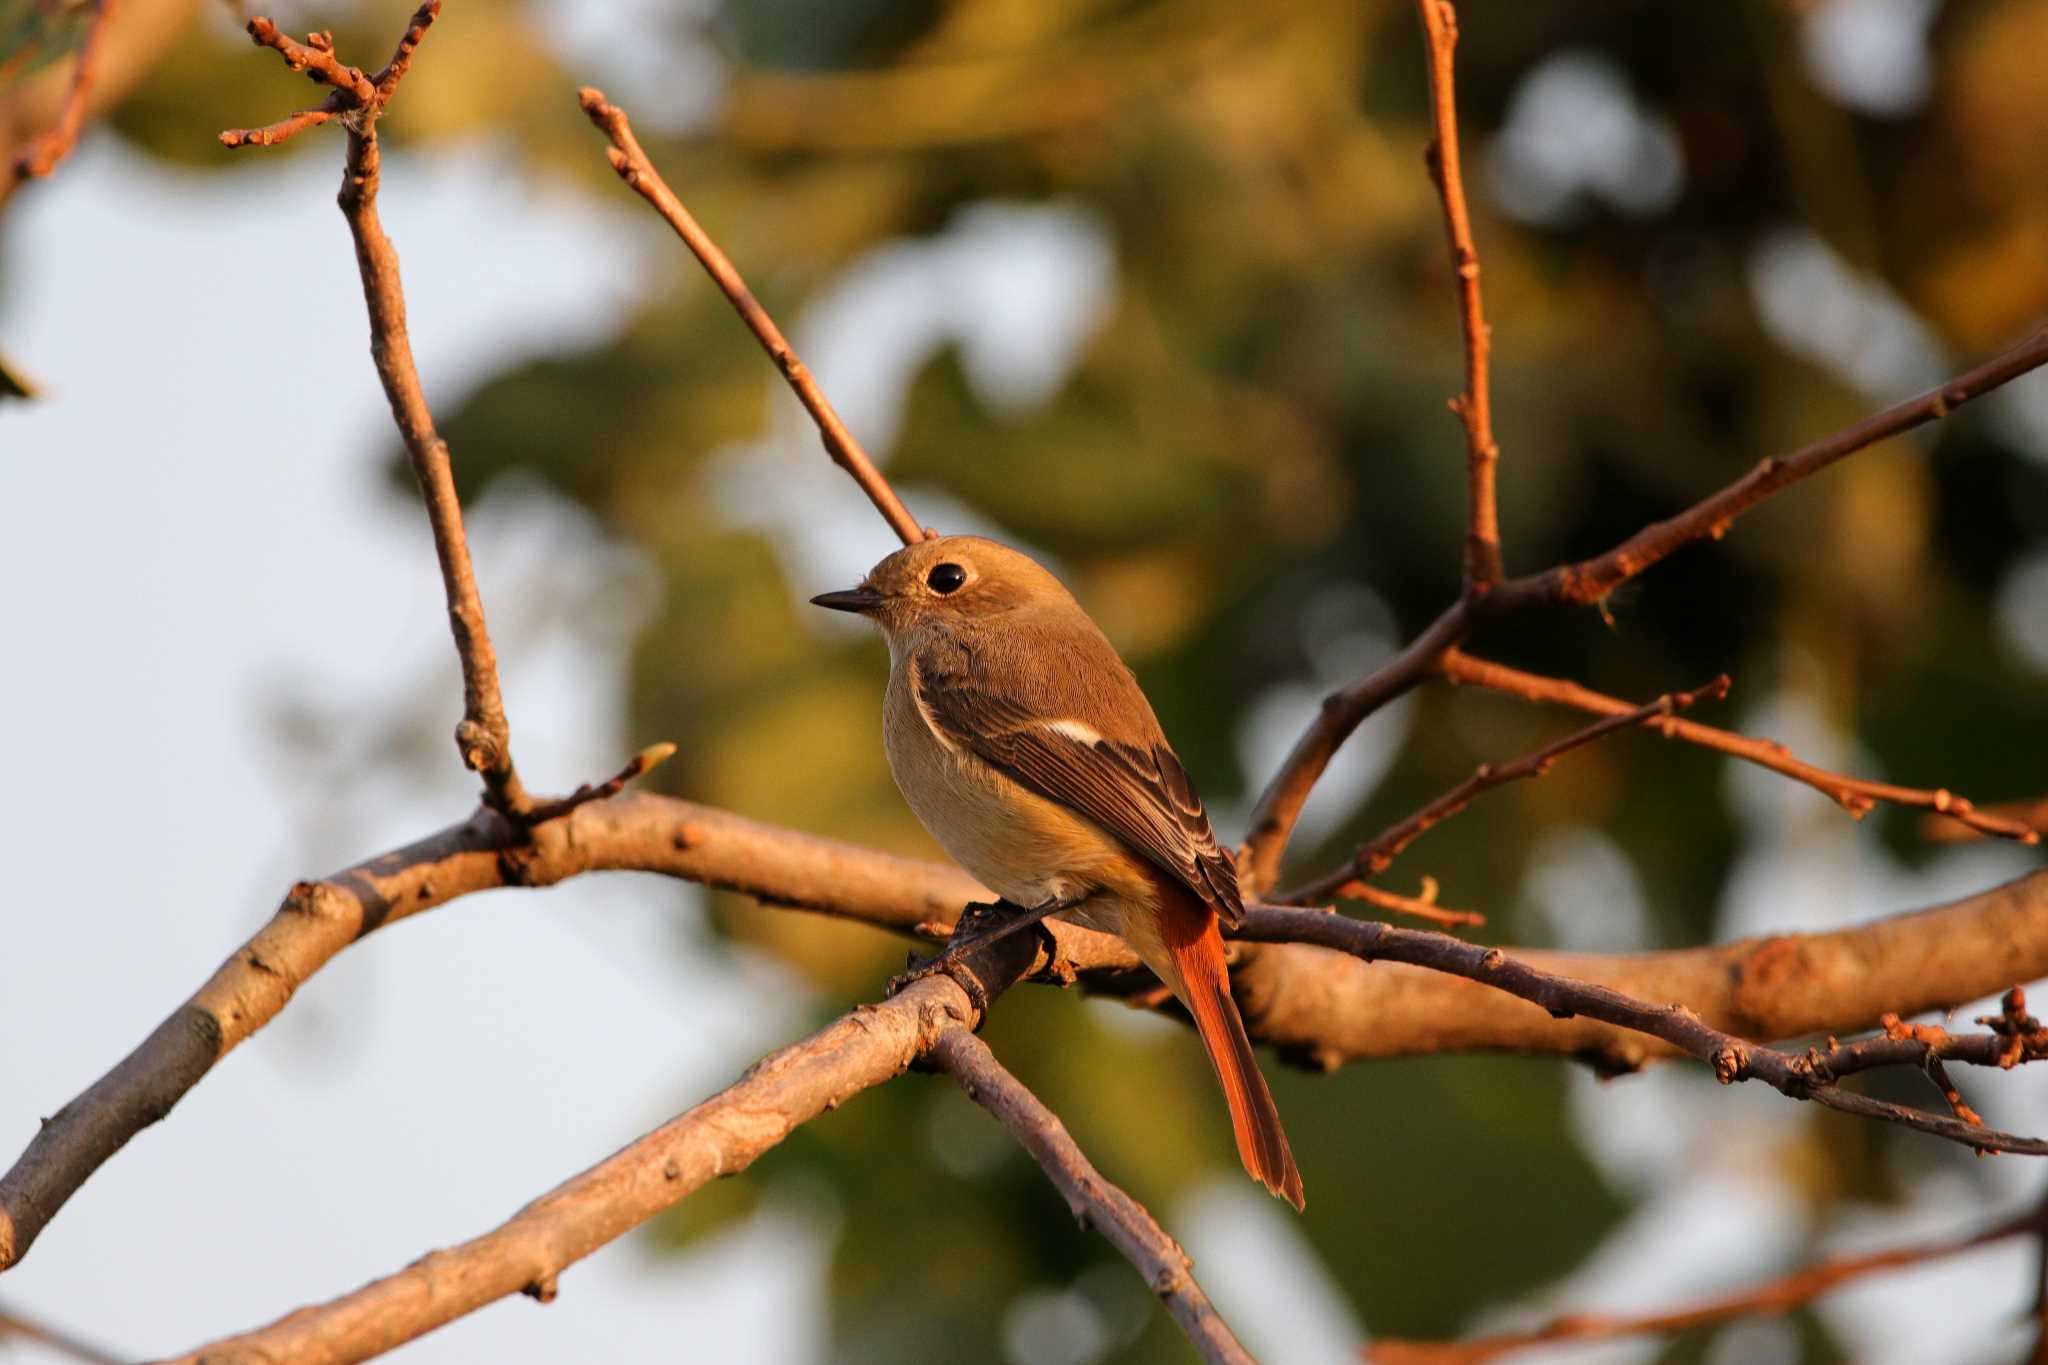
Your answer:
1043,719 -> 1106,746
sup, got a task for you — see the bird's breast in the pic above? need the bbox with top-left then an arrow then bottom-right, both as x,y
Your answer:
883,661 -> 1144,911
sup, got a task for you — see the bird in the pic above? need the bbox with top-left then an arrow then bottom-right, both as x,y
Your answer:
811,534 -> 1304,1209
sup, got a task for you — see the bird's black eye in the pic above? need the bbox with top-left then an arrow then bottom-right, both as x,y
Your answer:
926,562 -> 967,594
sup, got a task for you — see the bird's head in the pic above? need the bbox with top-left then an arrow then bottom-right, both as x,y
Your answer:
809,535 -> 1073,638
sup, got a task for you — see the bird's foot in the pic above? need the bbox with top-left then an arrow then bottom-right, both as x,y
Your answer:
888,896 -> 1070,1018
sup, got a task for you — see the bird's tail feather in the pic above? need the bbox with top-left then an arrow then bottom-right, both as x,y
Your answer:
1155,888 -> 1305,1211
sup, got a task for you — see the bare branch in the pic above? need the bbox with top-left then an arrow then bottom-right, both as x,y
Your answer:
929,1030 -> 1253,1365
223,2 -> 534,815
577,87 -> 932,548
1412,0 -> 1502,596
1240,318 -> 2048,891
6,786 -> 2046,1273
1440,649 -> 2041,845
1924,796 -> 2048,844
1317,878 -> 1483,929
1239,600 -> 1470,896
7,0 -> 115,185
0,794 -> 1073,1273
1281,675 -> 1730,904
1369,1207 -> 2036,1363
1496,322 -> 2048,609
1237,907 -> 2048,1155
518,741 -> 677,827
164,949 -> 1039,1365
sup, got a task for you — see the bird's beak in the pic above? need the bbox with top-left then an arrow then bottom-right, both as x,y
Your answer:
809,584 -> 883,614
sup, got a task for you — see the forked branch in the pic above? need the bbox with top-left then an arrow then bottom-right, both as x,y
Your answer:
221,1 -> 533,814
930,1031 -> 1253,1365
1281,675 -> 1730,904
1238,909 -> 2048,1155
1368,1205 -> 2037,1362
1440,649 -> 2041,845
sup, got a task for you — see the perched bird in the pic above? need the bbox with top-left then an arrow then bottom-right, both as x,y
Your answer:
812,535 -> 1304,1209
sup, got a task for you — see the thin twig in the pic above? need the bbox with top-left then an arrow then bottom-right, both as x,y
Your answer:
1498,322 -> 2048,609
1239,599 -> 1470,896
224,2 -> 533,816
8,0 -> 114,183
1413,0 -> 1502,596
1439,649 -> 2041,845
518,742 -> 677,826
1239,320 -> 2048,892
577,87 -> 931,548
218,93 -> 344,148
929,1030 -> 1254,1365
1369,1208 -> 2036,1363
1281,676 -> 1730,904
0,1299 -> 125,1365
1236,908 -> 2048,1156
1322,878 -> 1484,929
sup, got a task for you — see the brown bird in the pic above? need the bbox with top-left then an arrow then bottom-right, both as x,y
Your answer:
812,535 -> 1304,1209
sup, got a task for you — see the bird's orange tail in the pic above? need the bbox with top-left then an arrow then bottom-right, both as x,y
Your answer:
1155,889 -> 1305,1211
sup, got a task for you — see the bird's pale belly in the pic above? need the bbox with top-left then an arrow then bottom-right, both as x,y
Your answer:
883,666 -> 1147,915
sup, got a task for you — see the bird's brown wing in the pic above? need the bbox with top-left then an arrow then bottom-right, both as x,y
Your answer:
913,655 -> 1245,925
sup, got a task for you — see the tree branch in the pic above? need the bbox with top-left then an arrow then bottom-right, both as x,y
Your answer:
1239,599 -> 1471,896
1238,316 -> 2048,892
1237,908 -> 2048,1154
929,1030 -> 1253,1365
1495,321 -> 2048,610
1369,1206 -> 2037,1363
6,784 -> 2046,1273
223,2 -> 534,814
1230,869 -> 2048,1074
163,921 -> 1047,1365
577,87 -> 931,548
1280,675 -> 1729,904
1440,648 -> 2041,845
1412,0 -> 1502,596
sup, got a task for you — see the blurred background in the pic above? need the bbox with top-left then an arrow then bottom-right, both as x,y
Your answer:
4,0 -> 2048,1360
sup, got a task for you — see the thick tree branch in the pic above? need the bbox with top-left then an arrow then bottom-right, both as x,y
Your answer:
1230,869 -> 2048,1074
1412,0 -> 1502,596
0,794 -> 1123,1273
1239,908 -> 2048,1154
1369,1206 -> 2037,1363
163,922 -> 1047,1365
929,1030 -> 1253,1365
1440,649 -> 2041,845
223,2 -> 534,814
158,900 -> 2048,1361
1281,675 -> 1729,904
5,784 -> 2046,1272
577,87 -> 931,548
